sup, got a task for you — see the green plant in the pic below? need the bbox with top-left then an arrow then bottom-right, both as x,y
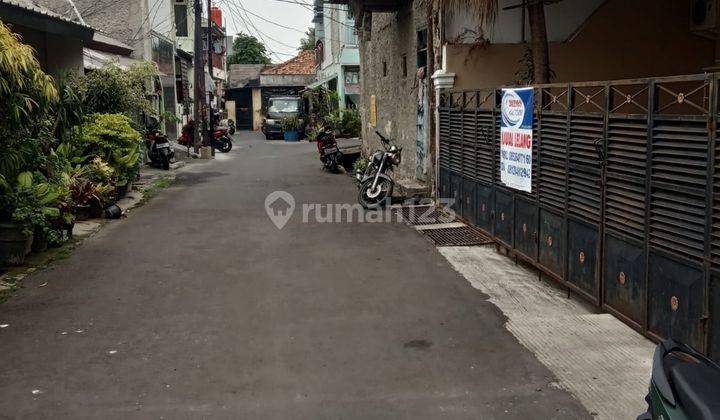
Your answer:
86,157 -> 114,184
51,73 -> 85,141
328,109 -> 361,138
281,116 -> 301,131
74,114 -> 141,187
306,127 -> 320,142
352,157 -> 369,175
10,172 -> 68,245
0,22 -> 57,138
72,62 -> 158,117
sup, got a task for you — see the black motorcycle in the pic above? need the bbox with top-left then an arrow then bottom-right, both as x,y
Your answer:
638,339 -> 720,420
145,117 -> 174,170
316,127 -> 343,173
356,131 -> 402,209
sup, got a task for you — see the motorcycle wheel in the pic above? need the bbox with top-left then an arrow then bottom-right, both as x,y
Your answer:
217,138 -> 232,153
358,177 -> 393,209
327,152 -> 343,173
160,149 -> 170,170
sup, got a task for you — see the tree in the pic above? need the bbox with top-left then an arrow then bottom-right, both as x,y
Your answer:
298,28 -> 316,52
227,33 -> 271,65
442,0 -> 553,84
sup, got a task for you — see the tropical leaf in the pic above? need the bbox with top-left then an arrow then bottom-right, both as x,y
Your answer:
17,171 -> 33,189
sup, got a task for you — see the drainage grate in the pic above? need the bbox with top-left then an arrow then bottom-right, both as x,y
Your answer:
421,226 -> 494,247
395,206 -> 456,225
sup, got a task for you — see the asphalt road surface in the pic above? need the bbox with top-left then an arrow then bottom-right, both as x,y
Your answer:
0,131 -> 589,419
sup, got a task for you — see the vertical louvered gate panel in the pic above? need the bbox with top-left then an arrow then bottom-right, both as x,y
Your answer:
603,83 -> 648,327
647,78 -> 711,350
476,92 -> 495,232
461,103 -> 478,224
538,100 -> 568,279
438,94 -> 451,202
712,83 -> 720,360
448,97 -> 463,212
514,111 -> 541,262
567,87 -> 604,303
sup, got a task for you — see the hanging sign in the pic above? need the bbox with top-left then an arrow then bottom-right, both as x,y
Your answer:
500,87 -> 534,193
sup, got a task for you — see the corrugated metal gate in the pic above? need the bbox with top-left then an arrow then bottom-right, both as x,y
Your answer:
437,74 -> 720,358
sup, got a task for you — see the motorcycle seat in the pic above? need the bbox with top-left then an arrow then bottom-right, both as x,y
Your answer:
669,362 -> 720,420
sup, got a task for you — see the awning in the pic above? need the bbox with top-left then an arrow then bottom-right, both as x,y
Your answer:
83,48 -> 144,71
306,74 -> 338,89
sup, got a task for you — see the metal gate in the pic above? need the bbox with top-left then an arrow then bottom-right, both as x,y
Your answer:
438,74 -> 720,358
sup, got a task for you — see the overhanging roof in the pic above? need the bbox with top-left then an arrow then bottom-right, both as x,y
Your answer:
0,0 -> 93,40
306,74 -> 337,89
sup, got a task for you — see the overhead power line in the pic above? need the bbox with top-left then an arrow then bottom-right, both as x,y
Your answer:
220,0 -> 295,60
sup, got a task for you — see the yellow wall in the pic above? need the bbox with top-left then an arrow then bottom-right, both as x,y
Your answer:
252,88 -> 263,131
446,0 -> 716,90
225,100 -> 236,125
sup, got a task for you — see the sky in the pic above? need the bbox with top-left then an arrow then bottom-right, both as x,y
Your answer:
215,0 -> 315,63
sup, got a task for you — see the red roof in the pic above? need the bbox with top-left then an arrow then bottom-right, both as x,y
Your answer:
262,51 -> 316,76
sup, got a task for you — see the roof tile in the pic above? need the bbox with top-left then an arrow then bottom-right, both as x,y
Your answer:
262,50 -> 316,76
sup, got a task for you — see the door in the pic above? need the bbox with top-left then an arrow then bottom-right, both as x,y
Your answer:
231,89 -> 253,130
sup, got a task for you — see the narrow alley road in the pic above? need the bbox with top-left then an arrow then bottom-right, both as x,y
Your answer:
0,132 -> 589,419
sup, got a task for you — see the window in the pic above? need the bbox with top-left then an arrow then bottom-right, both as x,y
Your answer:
382,61 -> 387,77
268,99 -> 300,114
401,54 -> 407,78
175,4 -> 188,37
344,69 -> 359,85
416,28 -> 427,71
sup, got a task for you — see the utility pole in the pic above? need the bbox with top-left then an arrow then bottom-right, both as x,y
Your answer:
192,0 -> 204,153
207,0 -> 215,156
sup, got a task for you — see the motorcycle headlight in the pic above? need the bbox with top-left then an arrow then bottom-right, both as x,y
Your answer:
392,152 -> 402,165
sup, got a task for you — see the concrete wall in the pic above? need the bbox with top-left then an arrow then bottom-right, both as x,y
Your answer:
12,25 -> 84,76
446,0 -> 716,89
358,2 -> 427,180
260,74 -> 315,87
74,0 -> 148,58
445,0 -> 606,44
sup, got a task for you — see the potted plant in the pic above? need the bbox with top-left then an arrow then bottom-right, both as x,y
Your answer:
70,180 -> 95,221
0,223 -> 33,265
282,116 -> 301,142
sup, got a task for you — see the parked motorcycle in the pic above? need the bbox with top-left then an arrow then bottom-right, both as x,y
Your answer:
316,126 -> 343,172
145,117 -> 174,170
178,120 -> 233,153
637,339 -> 720,420
356,131 -> 402,209
212,126 -> 233,153
214,110 -> 236,135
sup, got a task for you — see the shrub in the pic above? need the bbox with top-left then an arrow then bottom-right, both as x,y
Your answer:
281,116 -> 301,131
328,109 -> 361,138
352,157 -> 369,175
11,171 -> 70,244
75,114 -> 142,187
73,62 -> 158,117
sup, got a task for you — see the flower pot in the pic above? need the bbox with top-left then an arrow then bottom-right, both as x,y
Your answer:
0,223 -> 33,266
74,204 -> 91,221
31,230 -> 48,253
116,184 -> 128,200
89,198 -> 104,219
284,130 -> 300,142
